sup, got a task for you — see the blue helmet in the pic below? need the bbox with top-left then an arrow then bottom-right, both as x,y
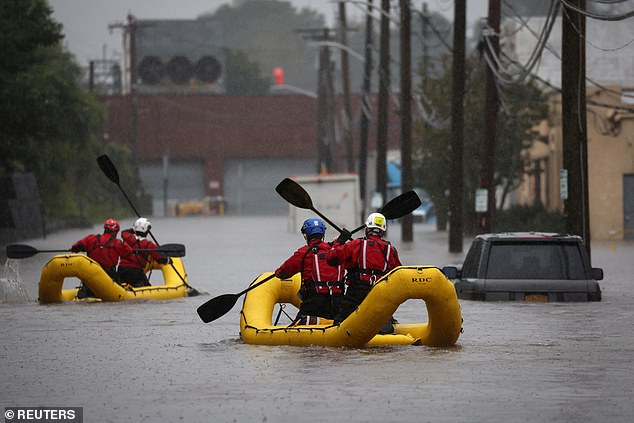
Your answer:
301,218 -> 326,237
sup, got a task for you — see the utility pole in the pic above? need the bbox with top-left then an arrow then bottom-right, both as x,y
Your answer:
449,0 -> 466,253
562,0 -> 591,258
478,0 -> 500,234
338,2 -> 355,173
128,14 -> 137,95
319,35 -> 336,173
420,3 -> 429,78
88,58 -> 123,94
109,14 -> 138,95
376,0 -> 391,206
298,29 -> 337,173
400,0 -> 414,242
110,14 -> 139,154
359,0 -> 374,221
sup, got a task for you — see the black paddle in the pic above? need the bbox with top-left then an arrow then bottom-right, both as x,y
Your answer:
97,154 -> 200,295
276,178 -> 421,239
196,273 -> 276,323
6,243 -> 186,260
275,178 -> 345,234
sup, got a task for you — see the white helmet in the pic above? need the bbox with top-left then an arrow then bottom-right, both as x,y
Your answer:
366,212 -> 387,232
133,217 -> 151,235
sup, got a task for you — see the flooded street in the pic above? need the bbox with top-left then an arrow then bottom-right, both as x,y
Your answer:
1,216 -> 633,422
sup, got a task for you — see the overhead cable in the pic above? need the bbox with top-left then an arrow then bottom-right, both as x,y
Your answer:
558,0 -> 634,21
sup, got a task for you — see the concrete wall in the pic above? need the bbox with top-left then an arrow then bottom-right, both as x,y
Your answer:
519,87 -> 634,240
0,173 -> 44,246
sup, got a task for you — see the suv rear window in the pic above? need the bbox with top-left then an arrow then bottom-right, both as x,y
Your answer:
461,239 -> 483,278
485,241 -> 587,280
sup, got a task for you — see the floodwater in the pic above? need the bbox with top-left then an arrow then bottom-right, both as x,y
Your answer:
1,216 -> 633,423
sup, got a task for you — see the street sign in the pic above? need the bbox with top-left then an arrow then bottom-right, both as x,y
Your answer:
475,188 -> 488,212
560,169 -> 568,200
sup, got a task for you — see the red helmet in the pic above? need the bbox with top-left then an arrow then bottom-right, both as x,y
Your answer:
103,218 -> 120,233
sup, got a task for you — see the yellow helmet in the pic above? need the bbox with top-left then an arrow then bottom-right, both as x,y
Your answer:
366,212 -> 386,232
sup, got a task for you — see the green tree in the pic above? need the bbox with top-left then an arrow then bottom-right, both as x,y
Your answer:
225,49 -> 271,95
0,0 -> 63,171
414,55 -> 548,234
202,0 -> 325,93
0,0 -> 140,226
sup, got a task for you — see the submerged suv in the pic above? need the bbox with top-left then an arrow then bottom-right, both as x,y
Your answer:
446,233 -> 603,302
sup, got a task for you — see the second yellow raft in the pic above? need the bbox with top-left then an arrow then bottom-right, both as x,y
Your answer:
38,254 -> 189,304
240,266 -> 462,347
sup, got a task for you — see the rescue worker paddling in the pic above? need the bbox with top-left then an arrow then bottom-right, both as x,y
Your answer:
71,218 -> 133,297
119,217 -> 170,287
275,218 -> 345,325
327,212 -> 402,332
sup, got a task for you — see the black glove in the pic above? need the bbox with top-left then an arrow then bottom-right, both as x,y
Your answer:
70,245 -> 81,253
335,229 -> 352,244
158,257 -> 172,265
275,269 -> 292,280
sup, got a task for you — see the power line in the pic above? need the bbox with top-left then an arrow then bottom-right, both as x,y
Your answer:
483,1 -> 634,102
482,0 -> 560,85
558,0 -> 634,20
559,3 -> 634,51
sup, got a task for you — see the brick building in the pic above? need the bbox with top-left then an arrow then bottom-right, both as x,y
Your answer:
101,94 -> 401,215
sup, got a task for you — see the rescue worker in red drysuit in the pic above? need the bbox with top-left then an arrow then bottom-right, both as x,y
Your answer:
71,218 -> 133,297
119,217 -> 169,287
327,212 -> 402,332
275,218 -> 345,325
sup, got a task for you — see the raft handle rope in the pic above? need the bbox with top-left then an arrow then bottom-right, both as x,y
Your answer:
242,310 -> 336,333
273,303 -> 293,326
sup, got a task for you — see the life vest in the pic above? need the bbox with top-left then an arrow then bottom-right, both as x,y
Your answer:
349,237 -> 392,285
120,231 -> 156,270
87,233 -> 120,270
301,242 -> 344,295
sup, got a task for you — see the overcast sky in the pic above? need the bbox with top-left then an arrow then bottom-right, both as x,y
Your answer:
48,0 -> 489,65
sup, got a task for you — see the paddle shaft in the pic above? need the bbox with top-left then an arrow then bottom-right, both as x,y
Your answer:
6,243 -> 185,259
97,155 -> 196,292
197,273 -> 276,323
276,179 -> 419,239
275,178 -> 345,234
237,273 -> 276,297
308,207 -> 344,235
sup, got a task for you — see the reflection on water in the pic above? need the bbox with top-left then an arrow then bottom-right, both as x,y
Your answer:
1,217 -> 633,422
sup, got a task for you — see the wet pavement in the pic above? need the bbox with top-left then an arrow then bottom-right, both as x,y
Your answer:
1,216 -> 633,422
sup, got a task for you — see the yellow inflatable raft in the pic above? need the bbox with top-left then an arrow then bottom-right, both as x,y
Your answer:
38,254 -> 189,304
240,266 -> 462,347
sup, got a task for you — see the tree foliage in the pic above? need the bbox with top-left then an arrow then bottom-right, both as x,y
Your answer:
413,55 -> 548,234
0,0 -> 139,226
225,49 -> 271,96
202,0 -> 325,93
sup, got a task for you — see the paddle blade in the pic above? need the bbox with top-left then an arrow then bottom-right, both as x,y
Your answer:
6,244 -> 39,259
97,154 -> 120,185
275,178 -> 313,210
197,293 -> 240,323
152,243 -> 186,257
380,190 -> 421,220
187,287 -> 202,297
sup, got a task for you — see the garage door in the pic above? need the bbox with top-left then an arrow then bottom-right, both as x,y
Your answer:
139,159 -> 205,216
223,159 -> 315,214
